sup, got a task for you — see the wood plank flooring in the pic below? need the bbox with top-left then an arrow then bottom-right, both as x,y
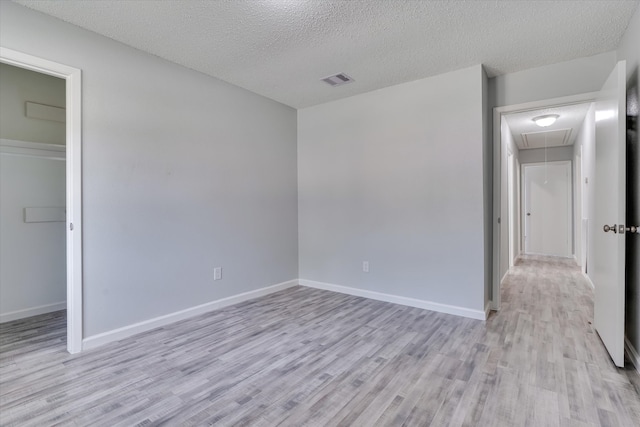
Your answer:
1,256 -> 640,426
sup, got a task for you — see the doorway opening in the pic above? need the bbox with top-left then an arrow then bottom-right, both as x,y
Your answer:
0,47 -> 83,354
493,61 -> 628,368
492,92 -> 598,311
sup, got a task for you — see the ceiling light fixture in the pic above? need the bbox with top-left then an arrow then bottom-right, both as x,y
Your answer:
533,114 -> 559,127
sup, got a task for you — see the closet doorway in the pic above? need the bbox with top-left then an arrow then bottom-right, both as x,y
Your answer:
0,47 -> 83,354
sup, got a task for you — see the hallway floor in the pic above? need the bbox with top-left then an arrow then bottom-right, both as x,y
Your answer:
1,256 -> 639,426
495,255 -> 640,425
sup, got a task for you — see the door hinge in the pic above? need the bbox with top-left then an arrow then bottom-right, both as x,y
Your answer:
69,222 -> 74,231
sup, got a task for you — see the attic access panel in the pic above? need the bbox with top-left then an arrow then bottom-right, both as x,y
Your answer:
520,128 -> 572,150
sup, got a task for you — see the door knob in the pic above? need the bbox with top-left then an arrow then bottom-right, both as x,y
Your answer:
626,225 -> 639,234
603,224 -> 617,233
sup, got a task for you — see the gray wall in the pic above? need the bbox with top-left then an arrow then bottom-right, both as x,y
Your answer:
617,4 -> 640,363
298,65 -> 486,313
0,63 -> 65,145
0,2 -> 298,337
490,52 -> 617,108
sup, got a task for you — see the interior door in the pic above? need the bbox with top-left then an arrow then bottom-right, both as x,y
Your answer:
593,60 -> 626,367
523,162 -> 571,257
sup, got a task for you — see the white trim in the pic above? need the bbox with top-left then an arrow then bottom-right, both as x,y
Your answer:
24,207 -> 66,223
1,138 -> 65,160
523,252 -> 574,259
492,109 -> 502,311
583,272 -> 596,290
501,271 -> 509,284
625,337 -> 640,373
485,302 -> 493,319
0,138 -> 66,152
300,279 -> 487,321
492,92 -> 598,311
82,279 -> 299,350
1,47 -> 83,354
0,301 -> 66,324
494,92 -> 600,117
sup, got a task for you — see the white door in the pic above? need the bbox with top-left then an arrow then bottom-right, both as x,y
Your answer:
523,162 -> 571,257
593,61 -> 626,367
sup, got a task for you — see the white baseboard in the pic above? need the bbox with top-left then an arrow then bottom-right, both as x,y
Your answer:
299,279 -> 487,321
625,337 -> 640,373
500,271 -> 509,284
0,301 -> 66,323
82,279 -> 298,351
583,273 -> 595,290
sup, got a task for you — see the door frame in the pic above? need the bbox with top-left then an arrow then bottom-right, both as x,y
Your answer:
507,150 -> 515,267
0,47 -> 83,354
492,92 -> 597,310
521,160 -> 572,257
575,148 -> 585,270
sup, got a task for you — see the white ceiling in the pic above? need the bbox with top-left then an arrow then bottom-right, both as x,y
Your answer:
13,0 -> 639,108
503,103 -> 592,150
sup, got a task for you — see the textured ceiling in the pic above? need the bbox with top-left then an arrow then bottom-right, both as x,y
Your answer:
13,0 -> 639,108
504,103 -> 592,150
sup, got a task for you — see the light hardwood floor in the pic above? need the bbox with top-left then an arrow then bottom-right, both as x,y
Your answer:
1,256 -> 639,426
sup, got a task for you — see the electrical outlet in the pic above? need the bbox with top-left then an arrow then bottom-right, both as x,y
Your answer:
362,261 -> 369,273
214,267 -> 222,281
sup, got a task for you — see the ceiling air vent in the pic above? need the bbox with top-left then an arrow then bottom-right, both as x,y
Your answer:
321,73 -> 355,87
